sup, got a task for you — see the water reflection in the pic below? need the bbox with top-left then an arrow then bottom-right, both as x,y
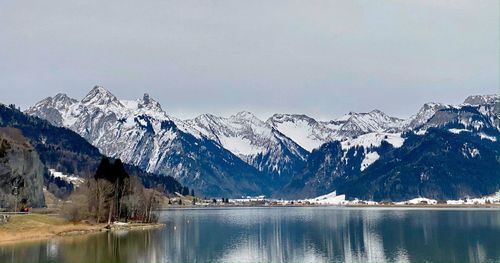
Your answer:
0,207 -> 499,262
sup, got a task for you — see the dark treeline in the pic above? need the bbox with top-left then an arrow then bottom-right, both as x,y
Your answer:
123,163 -> 185,196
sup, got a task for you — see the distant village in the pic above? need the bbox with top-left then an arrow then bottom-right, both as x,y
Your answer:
167,191 -> 500,208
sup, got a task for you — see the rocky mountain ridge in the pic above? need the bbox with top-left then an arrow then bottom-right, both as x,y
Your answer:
27,87 -> 272,197
26,87 -> 499,199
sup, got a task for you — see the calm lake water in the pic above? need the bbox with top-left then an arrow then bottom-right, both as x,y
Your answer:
1,207 -> 499,263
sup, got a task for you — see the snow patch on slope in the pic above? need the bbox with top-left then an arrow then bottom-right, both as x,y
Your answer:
479,133 -> 497,141
48,169 -> 84,187
183,112 -> 309,177
219,136 -> 263,156
341,132 -> 404,150
360,152 -> 380,171
339,132 -> 404,171
448,128 -> 469,134
267,114 -> 336,152
270,120 -> 325,151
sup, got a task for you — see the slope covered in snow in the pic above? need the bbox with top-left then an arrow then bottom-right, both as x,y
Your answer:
335,110 -> 404,137
267,111 -> 404,152
26,87 -> 499,201
267,114 -> 337,151
403,103 -> 451,130
184,112 -> 309,186
462,94 -> 500,131
340,132 -> 405,150
26,86 -> 272,197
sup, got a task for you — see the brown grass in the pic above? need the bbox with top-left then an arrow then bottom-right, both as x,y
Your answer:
0,214 -> 106,244
0,213 -> 164,245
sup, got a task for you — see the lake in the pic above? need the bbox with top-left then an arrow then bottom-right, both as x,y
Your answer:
1,207 -> 499,262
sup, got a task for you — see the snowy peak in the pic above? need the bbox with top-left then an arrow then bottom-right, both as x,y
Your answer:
27,85 -> 176,141
52,93 -> 78,108
346,109 -> 399,124
232,111 -> 262,123
268,114 -> 317,125
138,93 -> 163,112
230,111 -> 270,135
463,95 -> 499,130
336,112 -> 356,122
81,86 -> 124,108
184,111 -> 309,182
337,109 -> 403,137
405,95 -> 500,134
186,112 -> 274,155
404,102 -> 450,130
186,114 -> 225,142
266,110 -> 404,152
29,93 -> 78,112
463,94 -> 500,106
25,93 -> 79,126
192,113 -> 221,126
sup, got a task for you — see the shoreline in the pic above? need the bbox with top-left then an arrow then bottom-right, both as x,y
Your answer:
0,214 -> 164,246
160,203 -> 500,209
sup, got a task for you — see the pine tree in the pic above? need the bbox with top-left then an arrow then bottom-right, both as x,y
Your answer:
113,159 -> 128,181
94,157 -> 112,181
182,187 -> 189,196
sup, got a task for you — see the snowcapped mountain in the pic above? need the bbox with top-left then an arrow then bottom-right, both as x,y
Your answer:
26,87 -> 499,200
1,103 -> 186,197
26,93 -> 79,126
463,94 -> 499,130
280,131 -> 406,198
267,110 -> 404,152
28,86 -> 407,196
334,110 -> 405,136
403,102 -> 451,130
26,86 -> 271,197
281,94 -> 500,199
402,95 -> 499,132
338,127 -> 500,201
184,112 -> 309,186
283,125 -> 500,200
410,95 -> 500,136
464,94 -> 500,106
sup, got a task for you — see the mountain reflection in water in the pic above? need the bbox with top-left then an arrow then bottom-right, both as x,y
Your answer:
1,207 -> 499,263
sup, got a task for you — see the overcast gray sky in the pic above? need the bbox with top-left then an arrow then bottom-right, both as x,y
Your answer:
0,0 -> 498,120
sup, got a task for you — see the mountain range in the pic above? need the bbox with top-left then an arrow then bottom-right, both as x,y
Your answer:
0,103 -> 185,201
25,86 -> 500,200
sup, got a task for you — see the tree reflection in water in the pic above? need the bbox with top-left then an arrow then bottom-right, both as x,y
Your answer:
0,208 -> 499,263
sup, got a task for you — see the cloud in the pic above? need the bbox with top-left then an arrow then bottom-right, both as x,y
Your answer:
0,0 -> 498,120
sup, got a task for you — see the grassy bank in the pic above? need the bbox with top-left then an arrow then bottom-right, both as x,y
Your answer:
0,214 -> 163,245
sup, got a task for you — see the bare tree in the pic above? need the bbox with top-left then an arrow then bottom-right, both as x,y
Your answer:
121,176 -> 146,221
88,178 -> 114,223
143,189 -> 160,223
69,162 -> 165,224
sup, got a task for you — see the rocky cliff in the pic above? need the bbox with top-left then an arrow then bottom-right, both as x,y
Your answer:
0,128 -> 45,208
